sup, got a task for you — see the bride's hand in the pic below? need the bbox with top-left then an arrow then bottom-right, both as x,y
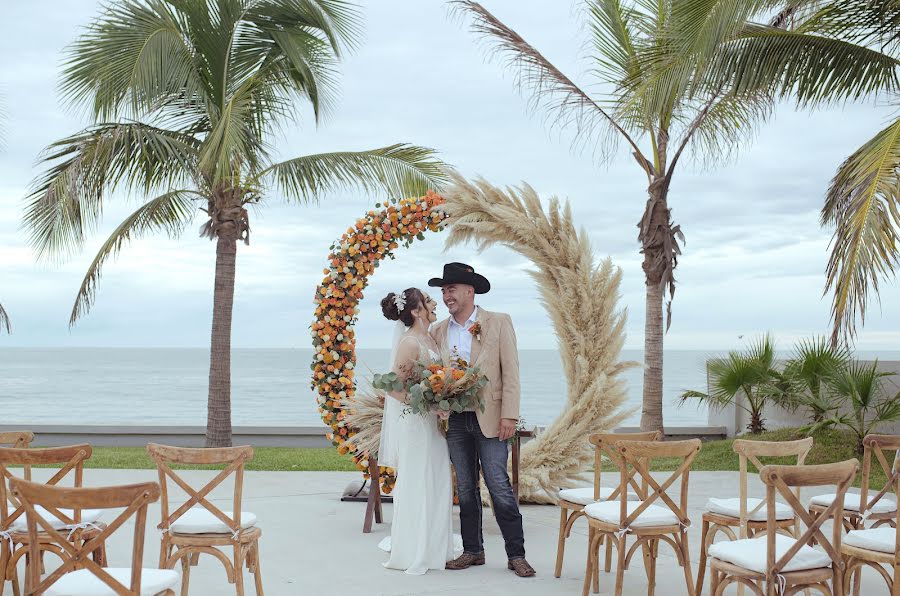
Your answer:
436,410 -> 450,420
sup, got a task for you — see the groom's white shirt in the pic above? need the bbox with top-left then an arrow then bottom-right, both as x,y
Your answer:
447,305 -> 479,362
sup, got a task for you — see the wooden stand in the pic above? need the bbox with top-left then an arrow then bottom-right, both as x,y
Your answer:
362,456 -> 383,534
511,429 -> 534,504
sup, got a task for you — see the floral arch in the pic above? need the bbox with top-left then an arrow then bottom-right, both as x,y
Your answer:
310,175 -> 631,503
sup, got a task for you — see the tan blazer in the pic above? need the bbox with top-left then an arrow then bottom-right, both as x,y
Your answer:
430,308 -> 521,439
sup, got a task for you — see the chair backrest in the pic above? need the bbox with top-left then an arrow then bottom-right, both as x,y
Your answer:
10,477 -> 160,596
0,444 -> 92,532
859,433 -> 900,517
146,443 -> 253,535
614,439 -> 701,530
759,459 -> 858,580
733,437 -> 813,535
0,431 -> 35,481
589,431 -> 661,501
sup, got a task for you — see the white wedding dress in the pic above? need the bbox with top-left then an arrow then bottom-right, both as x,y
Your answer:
378,337 -> 460,575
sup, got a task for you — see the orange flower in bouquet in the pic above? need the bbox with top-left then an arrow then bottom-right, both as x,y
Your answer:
373,358 -> 488,430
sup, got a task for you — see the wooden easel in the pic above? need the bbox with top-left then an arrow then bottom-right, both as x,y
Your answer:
362,456 -> 383,533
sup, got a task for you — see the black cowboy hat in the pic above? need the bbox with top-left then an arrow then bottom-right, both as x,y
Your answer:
428,262 -> 491,294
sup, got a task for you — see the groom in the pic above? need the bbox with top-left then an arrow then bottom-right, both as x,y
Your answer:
429,263 -> 536,578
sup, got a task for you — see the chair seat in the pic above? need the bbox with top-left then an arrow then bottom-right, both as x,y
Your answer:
7,507 -> 104,533
844,527 -> 896,554
44,568 -> 179,596
558,487 -> 640,506
169,508 -> 257,534
708,534 -> 832,574
705,497 -> 795,521
808,492 -> 896,514
583,500 -> 679,528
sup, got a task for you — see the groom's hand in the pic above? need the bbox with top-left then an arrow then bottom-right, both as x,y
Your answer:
498,418 -> 517,441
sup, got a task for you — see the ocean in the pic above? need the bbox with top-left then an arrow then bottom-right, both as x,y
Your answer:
0,348 -> 719,428
3,347 -> 897,428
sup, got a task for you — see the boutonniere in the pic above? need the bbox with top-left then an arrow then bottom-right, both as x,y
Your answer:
468,322 -> 482,341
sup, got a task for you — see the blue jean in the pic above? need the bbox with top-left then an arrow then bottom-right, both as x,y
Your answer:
446,411 -> 525,559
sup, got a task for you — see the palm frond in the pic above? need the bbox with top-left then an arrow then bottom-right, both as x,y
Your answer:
61,0 -> 206,121
69,189 -> 201,325
711,23 -> 900,106
23,122 -> 200,261
0,303 -> 10,334
822,117 -> 900,344
449,0 -> 645,164
260,144 -> 448,203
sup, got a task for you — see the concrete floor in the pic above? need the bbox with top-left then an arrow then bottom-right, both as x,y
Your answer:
5,469 -> 891,595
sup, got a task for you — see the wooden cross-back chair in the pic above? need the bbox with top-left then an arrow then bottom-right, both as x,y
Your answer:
10,478 -> 178,596
554,431 -> 660,581
0,444 -> 107,596
146,443 -> 263,596
696,437 -> 813,594
582,438 -> 701,596
841,452 -> 899,596
808,434 -> 899,535
709,459 -> 858,596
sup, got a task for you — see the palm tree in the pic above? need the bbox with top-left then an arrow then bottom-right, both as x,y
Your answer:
23,0 -> 447,447
680,334 -> 787,434
810,359 -> 900,453
452,0 -> 780,432
0,305 -> 9,334
782,336 -> 850,423
702,0 -> 900,344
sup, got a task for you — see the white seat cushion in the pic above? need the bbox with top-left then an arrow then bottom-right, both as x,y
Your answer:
8,507 -> 104,532
558,487 -> 640,506
44,568 -> 179,596
583,500 -> 679,528
844,527 -> 897,554
169,508 -> 257,534
809,493 -> 897,514
705,497 -> 795,521
708,534 -> 831,573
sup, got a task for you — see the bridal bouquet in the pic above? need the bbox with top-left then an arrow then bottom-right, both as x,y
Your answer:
373,358 -> 488,429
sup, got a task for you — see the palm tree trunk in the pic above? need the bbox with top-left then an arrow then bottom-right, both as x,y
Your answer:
206,233 -> 236,447
639,179 -> 673,434
641,278 -> 664,432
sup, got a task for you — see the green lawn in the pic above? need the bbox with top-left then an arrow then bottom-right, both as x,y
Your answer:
26,428 -> 893,490
77,447 -> 358,472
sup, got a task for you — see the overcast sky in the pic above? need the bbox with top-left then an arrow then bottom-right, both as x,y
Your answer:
1,1 -> 897,351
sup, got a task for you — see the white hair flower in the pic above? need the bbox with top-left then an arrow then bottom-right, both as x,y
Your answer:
393,291 -> 407,313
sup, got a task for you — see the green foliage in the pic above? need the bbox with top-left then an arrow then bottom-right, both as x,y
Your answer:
680,334 -> 787,433
806,359 -> 900,453
781,336 -> 851,422
23,0 -> 448,323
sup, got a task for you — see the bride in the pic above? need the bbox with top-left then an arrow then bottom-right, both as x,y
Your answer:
377,287 -> 457,575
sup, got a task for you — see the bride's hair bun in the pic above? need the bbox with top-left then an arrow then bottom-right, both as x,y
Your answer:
381,293 -> 401,321
381,288 -> 424,327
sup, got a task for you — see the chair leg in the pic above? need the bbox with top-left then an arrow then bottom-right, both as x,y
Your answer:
679,530 -> 696,596
647,539 -> 659,596
697,520 -> 710,596
604,532 -> 613,573
180,552 -> 191,596
582,529 -> 602,596
252,541 -> 264,596
555,508 -> 568,578
233,544 -> 245,596
613,533 -> 627,596
591,529 -> 601,594
0,542 -> 9,596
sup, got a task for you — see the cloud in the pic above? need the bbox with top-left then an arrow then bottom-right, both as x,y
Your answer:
0,0 -> 898,353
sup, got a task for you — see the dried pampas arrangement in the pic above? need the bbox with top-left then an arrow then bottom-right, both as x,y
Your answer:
442,173 -> 635,504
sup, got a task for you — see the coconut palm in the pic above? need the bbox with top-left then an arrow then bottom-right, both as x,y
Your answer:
782,336 -> 851,423
452,0 -> 783,432
701,0 -> 900,344
680,334 -> 787,434
810,359 -> 900,453
23,0 -> 447,447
